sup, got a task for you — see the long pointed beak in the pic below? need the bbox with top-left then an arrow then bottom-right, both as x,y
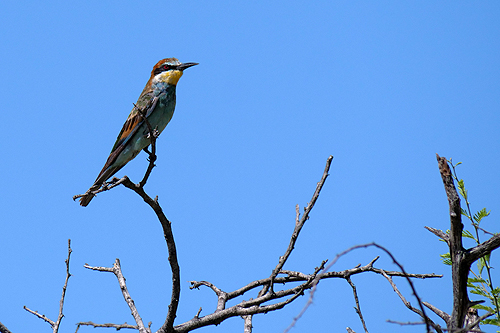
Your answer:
178,62 -> 198,71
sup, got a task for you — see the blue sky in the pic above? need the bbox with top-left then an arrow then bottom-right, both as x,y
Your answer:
1,1 -> 499,332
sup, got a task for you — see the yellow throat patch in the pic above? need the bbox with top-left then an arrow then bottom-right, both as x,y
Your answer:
155,70 -> 183,86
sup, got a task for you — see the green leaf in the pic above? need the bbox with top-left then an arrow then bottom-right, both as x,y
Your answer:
468,277 -> 487,284
470,288 -> 488,297
482,318 -> 500,326
440,253 -> 452,265
473,208 -> 491,224
478,257 -> 486,275
462,229 -> 476,240
461,207 -> 471,218
457,179 -> 467,199
473,303 -> 494,312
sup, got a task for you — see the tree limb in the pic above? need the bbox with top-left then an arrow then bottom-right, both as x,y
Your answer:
436,154 -> 469,329
0,322 -> 12,333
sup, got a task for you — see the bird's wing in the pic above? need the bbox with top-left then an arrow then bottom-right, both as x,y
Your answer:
110,92 -> 157,152
94,94 -> 159,182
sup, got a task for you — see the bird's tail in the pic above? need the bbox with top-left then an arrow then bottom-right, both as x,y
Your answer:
78,183 -> 102,207
76,164 -> 123,207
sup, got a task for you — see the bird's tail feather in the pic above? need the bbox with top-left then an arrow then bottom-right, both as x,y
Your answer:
79,183 -> 101,207
78,165 -> 123,207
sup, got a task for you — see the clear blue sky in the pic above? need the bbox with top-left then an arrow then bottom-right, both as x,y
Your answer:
1,1 -> 499,332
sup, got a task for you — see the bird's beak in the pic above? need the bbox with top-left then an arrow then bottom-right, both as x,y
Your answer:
177,62 -> 198,71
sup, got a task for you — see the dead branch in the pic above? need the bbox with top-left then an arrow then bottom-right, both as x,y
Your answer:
0,322 -> 12,333
437,154 -> 469,329
260,155 -> 333,296
75,321 -> 138,332
425,226 -> 450,245
24,239 -> 72,333
380,270 -> 444,333
346,276 -> 368,333
435,154 -> 500,331
84,260 -> 150,333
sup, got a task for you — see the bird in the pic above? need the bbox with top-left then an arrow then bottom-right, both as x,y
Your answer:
77,58 -> 198,206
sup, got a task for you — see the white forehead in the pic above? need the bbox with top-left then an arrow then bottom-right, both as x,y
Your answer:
162,59 -> 181,67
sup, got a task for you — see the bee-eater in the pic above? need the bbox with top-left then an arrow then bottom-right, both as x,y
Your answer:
78,58 -> 198,206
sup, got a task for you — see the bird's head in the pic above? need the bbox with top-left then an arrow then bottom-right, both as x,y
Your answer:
150,58 -> 198,87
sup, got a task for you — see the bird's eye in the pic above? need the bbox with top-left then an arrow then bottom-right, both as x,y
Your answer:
163,65 -> 170,70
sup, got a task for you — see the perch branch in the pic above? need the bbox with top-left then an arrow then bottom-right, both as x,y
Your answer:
119,177 -> 180,333
133,101 -> 158,188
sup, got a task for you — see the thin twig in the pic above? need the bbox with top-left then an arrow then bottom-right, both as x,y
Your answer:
23,306 -> 55,326
75,321 -> 138,332
425,226 -> 450,245
346,276 -> 368,333
23,240 -> 73,333
54,239 -> 72,332
260,155 -> 333,296
287,242 -> 434,333
380,270 -> 443,333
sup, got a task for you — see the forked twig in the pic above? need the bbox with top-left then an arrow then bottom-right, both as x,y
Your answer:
260,155 -> 333,296
84,259 -> 150,333
24,239 -> 73,333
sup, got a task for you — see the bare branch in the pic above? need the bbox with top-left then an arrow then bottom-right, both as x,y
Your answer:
386,320 -> 426,326
24,240 -> 73,333
54,239 -> 72,332
0,322 -> 12,333
260,155 -> 333,296
467,233 -> 500,264
285,242 -> 436,333
23,306 -> 55,326
346,276 -> 368,333
84,259 -> 149,333
423,301 -> 450,323
380,270 -> 444,333
189,280 -> 228,311
436,154 -> 469,329
242,315 -> 253,333
75,321 -> 138,332
425,226 -> 450,245
119,177 -> 180,333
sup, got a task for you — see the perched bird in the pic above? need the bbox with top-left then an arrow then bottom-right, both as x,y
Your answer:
77,58 -> 197,206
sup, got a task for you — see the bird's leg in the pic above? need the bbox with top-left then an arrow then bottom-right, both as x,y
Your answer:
143,146 -> 157,163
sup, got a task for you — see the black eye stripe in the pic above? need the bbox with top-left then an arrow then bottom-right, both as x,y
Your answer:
154,64 -> 176,76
